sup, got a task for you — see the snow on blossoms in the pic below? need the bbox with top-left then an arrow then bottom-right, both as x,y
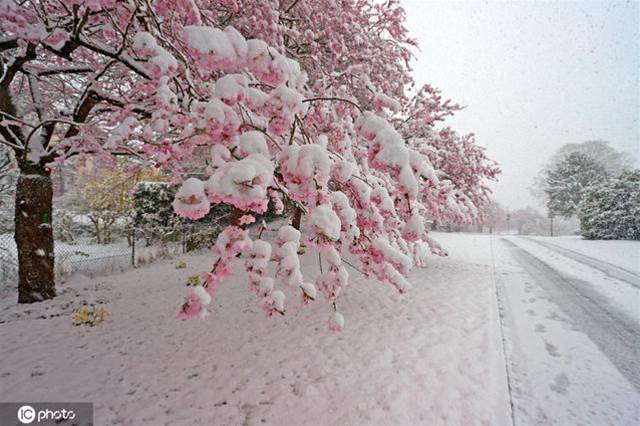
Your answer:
172,178 -> 209,220
206,153 -> 273,213
178,225 -> 252,320
169,17 -> 493,329
279,144 -> 332,202
168,19 -> 490,327
0,0 -> 496,323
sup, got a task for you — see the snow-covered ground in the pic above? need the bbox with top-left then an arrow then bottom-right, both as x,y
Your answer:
0,232 -> 511,425
2,230 -> 639,425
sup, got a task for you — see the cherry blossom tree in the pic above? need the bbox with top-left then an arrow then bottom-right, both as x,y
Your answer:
1,1 -> 498,323
1,0 -> 162,302
510,207 -> 548,236
480,200 -> 507,234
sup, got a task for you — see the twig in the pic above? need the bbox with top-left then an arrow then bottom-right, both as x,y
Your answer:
302,97 -> 363,113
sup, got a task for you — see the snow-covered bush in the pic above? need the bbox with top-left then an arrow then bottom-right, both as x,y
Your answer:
185,227 -> 224,252
52,210 -> 76,243
134,182 -> 183,246
544,152 -> 607,219
578,171 -> 640,240
134,181 -> 232,248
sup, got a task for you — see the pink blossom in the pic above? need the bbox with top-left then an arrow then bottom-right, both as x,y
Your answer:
239,214 -> 256,225
177,292 -> 207,320
172,178 -> 210,220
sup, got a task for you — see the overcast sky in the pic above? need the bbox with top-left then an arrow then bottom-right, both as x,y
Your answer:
403,0 -> 640,210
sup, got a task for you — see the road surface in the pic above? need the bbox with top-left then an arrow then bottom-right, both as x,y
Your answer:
494,236 -> 640,425
524,237 -> 640,289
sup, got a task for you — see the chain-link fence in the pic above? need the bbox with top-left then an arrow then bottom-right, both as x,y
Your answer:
0,233 -> 16,294
0,221 -> 228,293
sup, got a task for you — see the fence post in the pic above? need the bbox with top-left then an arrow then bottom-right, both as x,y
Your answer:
131,227 -> 136,266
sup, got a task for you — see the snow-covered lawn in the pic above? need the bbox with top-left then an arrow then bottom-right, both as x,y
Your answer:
0,232 -> 510,425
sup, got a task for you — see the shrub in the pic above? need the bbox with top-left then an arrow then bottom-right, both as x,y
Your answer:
578,171 -> 640,240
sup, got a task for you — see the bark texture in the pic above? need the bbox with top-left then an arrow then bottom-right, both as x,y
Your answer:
15,163 -> 55,303
292,207 -> 302,230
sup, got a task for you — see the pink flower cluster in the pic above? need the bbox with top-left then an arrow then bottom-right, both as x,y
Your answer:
316,247 -> 348,303
172,178 -> 210,220
278,145 -> 331,203
177,226 -> 252,320
362,238 -> 412,294
274,226 -> 303,288
245,240 -> 272,294
205,154 -> 273,214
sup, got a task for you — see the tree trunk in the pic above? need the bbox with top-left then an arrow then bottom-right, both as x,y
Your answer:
15,163 -> 55,303
291,207 -> 302,230
230,207 -> 244,227
90,216 -> 102,244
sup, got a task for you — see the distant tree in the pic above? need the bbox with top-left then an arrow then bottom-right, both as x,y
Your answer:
79,160 -> 162,244
510,207 -> 548,235
544,152 -> 606,219
531,140 -> 634,204
578,171 -> 640,240
134,182 -> 178,229
550,141 -> 634,174
79,166 -> 136,245
481,200 -> 507,233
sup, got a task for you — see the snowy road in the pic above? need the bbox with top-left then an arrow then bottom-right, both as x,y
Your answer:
523,237 -> 640,289
495,236 -> 640,425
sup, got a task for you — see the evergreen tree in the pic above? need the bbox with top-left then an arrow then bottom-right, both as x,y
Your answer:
530,140 -> 633,206
545,152 -> 606,219
578,171 -> 640,240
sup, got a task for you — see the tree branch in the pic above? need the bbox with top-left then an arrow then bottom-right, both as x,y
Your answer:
34,66 -> 94,77
0,37 -> 18,51
302,96 -> 363,113
64,91 -> 99,139
0,44 -> 36,152
78,37 -> 151,80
